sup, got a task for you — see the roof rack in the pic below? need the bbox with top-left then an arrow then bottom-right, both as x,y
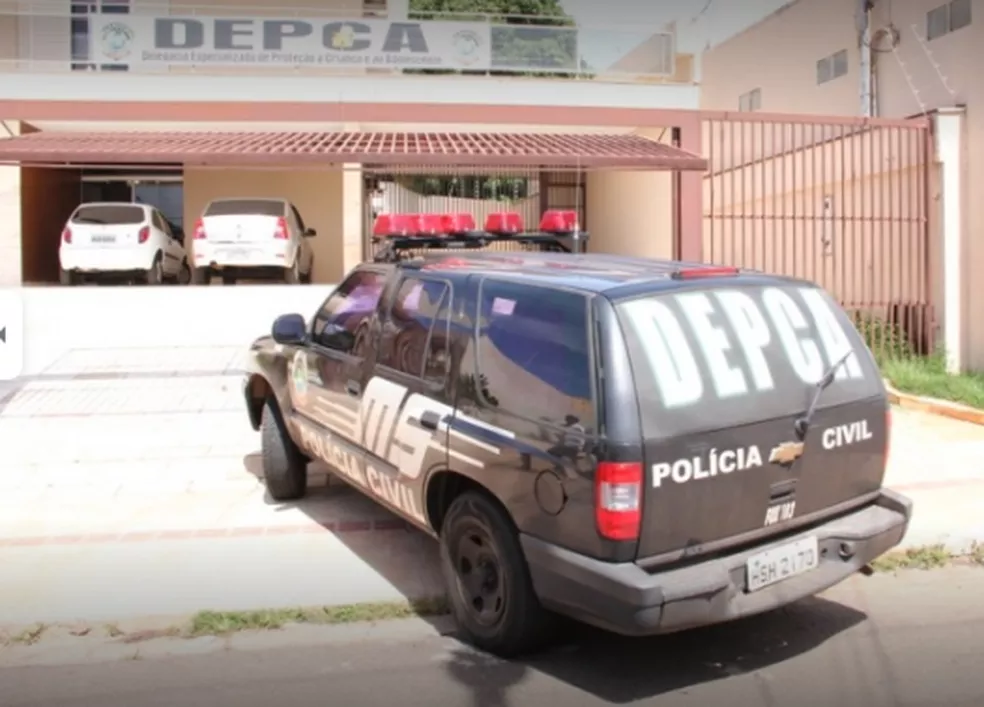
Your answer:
371,210 -> 588,264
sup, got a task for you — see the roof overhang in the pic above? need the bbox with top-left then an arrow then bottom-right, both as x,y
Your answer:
0,130 -> 708,171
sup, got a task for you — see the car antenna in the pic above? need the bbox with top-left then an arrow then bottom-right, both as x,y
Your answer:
794,349 -> 853,439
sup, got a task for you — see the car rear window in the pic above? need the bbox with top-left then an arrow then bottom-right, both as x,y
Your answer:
615,282 -> 882,439
71,205 -> 145,225
204,199 -> 284,217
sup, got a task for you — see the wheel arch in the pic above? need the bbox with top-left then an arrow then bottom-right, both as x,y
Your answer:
424,468 -> 518,535
245,373 -> 274,430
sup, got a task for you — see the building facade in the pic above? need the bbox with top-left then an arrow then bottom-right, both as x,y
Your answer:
0,0 -> 702,287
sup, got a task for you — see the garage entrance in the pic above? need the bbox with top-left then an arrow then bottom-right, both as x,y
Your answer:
0,129 -> 706,286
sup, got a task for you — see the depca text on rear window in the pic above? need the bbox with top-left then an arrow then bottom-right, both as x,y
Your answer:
615,283 -> 881,438
204,199 -> 285,217
72,205 -> 145,225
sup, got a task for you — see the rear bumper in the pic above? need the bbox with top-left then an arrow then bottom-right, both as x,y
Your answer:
60,248 -> 154,273
193,243 -> 294,270
521,489 -> 912,637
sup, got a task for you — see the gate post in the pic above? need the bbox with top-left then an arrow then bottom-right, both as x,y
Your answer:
676,114 -> 703,262
935,107 -> 965,373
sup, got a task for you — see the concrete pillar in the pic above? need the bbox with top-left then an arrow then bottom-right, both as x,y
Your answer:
935,107 -> 965,373
341,163 -> 364,275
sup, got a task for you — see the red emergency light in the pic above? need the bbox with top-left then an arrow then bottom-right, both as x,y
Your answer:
440,212 -> 476,234
417,213 -> 444,236
539,210 -> 579,233
484,211 -> 524,235
373,213 -> 419,238
671,266 -> 740,280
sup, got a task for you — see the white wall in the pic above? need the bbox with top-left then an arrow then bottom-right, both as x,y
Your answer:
0,120 -> 23,285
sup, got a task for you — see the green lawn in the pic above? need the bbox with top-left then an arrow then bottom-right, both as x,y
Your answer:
881,355 -> 984,410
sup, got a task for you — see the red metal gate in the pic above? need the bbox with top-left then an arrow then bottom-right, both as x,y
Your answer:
701,112 -> 934,359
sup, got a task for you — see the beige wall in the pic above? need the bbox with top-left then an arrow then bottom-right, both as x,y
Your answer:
183,165 -> 362,284
585,129 -> 675,259
700,0 -> 984,365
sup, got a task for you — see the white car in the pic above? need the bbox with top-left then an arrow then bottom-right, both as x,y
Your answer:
59,202 -> 190,286
190,198 -> 316,285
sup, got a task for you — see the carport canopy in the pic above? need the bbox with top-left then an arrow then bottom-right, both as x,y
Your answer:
0,130 -> 707,170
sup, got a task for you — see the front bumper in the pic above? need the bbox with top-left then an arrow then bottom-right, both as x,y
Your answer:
522,489 -> 912,637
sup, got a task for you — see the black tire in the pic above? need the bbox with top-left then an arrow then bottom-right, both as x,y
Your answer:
58,268 -> 78,286
222,274 -> 237,286
284,259 -> 301,285
260,398 -> 308,502
439,491 -> 553,657
143,254 -> 164,285
300,259 -> 313,284
175,259 -> 192,285
192,267 -> 211,285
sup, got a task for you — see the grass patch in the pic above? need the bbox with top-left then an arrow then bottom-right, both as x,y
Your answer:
871,543 -> 964,572
881,355 -> 984,410
184,596 -> 449,638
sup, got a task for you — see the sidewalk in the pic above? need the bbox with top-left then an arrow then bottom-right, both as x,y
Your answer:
0,345 -> 981,626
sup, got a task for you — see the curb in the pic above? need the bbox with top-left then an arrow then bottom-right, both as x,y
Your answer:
884,380 -> 984,426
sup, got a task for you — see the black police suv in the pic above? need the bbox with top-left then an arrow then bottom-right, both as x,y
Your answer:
242,220 -> 912,657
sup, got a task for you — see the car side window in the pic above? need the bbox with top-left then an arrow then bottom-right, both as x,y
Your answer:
474,279 -> 595,430
379,276 -> 452,381
311,270 -> 388,356
290,204 -> 306,232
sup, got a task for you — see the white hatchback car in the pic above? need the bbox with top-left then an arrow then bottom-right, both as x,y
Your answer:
59,202 -> 190,286
191,198 -> 316,285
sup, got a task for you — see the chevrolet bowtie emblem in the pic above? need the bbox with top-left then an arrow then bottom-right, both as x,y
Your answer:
769,441 -> 805,465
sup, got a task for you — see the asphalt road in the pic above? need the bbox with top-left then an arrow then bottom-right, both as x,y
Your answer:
1,567 -> 982,707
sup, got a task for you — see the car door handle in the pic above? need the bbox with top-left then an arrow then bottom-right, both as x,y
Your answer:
345,380 -> 361,397
419,410 -> 442,430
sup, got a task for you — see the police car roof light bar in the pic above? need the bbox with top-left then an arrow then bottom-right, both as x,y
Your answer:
484,211 -> 525,235
671,266 -> 740,280
539,209 -> 579,234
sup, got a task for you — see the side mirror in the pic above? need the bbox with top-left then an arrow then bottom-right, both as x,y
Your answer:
271,313 -> 307,345
303,227 -> 317,237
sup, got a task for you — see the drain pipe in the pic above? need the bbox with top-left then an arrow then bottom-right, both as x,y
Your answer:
859,0 -> 873,116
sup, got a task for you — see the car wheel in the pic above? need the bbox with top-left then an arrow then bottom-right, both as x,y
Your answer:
284,259 -> 301,285
192,267 -> 211,285
260,398 -> 308,502
440,491 -> 554,657
58,268 -> 78,286
176,259 -> 192,285
143,254 -> 164,285
222,274 -> 237,286
300,259 -> 313,284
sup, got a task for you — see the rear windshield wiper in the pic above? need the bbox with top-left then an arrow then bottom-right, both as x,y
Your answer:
794,349 -> 852,439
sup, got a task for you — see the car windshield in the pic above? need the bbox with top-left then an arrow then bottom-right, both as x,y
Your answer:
204,199 -> 284,217
71,205 -> 145,225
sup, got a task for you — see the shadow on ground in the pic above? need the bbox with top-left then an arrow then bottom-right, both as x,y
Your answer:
241,452 -> 867,704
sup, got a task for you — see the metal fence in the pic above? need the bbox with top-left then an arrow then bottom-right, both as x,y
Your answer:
362,167 -> 586,261
701,112 -> 935,360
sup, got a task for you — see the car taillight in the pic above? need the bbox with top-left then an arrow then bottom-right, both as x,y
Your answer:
595,461 -> 642,541
193,218 -> 207,240
274,217 -> 288,239
61,227 -> 72,244
138,226 -> 150,244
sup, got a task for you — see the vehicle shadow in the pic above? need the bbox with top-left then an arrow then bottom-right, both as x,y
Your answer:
241,452 -> 867,702
241,452 -> 447,629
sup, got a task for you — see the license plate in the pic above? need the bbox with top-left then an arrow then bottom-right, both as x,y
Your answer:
222,248 -> 249,260
746,536 -> 819,592
91,234 -> 115,243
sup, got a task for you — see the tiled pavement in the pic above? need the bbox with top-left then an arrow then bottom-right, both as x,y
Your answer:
0,344 -> 982,623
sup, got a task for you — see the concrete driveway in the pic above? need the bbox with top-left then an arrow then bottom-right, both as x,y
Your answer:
0,285 -> 982,624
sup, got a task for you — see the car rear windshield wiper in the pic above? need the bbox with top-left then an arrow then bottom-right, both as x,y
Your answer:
794,349 -> 852,439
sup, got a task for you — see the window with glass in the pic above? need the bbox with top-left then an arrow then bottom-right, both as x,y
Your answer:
475,279 -> 594,429
379,276 -> 452,381
928,0 -> 971,40
311,270 -> 388,356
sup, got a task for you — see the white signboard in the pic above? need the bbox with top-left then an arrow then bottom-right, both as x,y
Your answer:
88,15 -> 491,70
